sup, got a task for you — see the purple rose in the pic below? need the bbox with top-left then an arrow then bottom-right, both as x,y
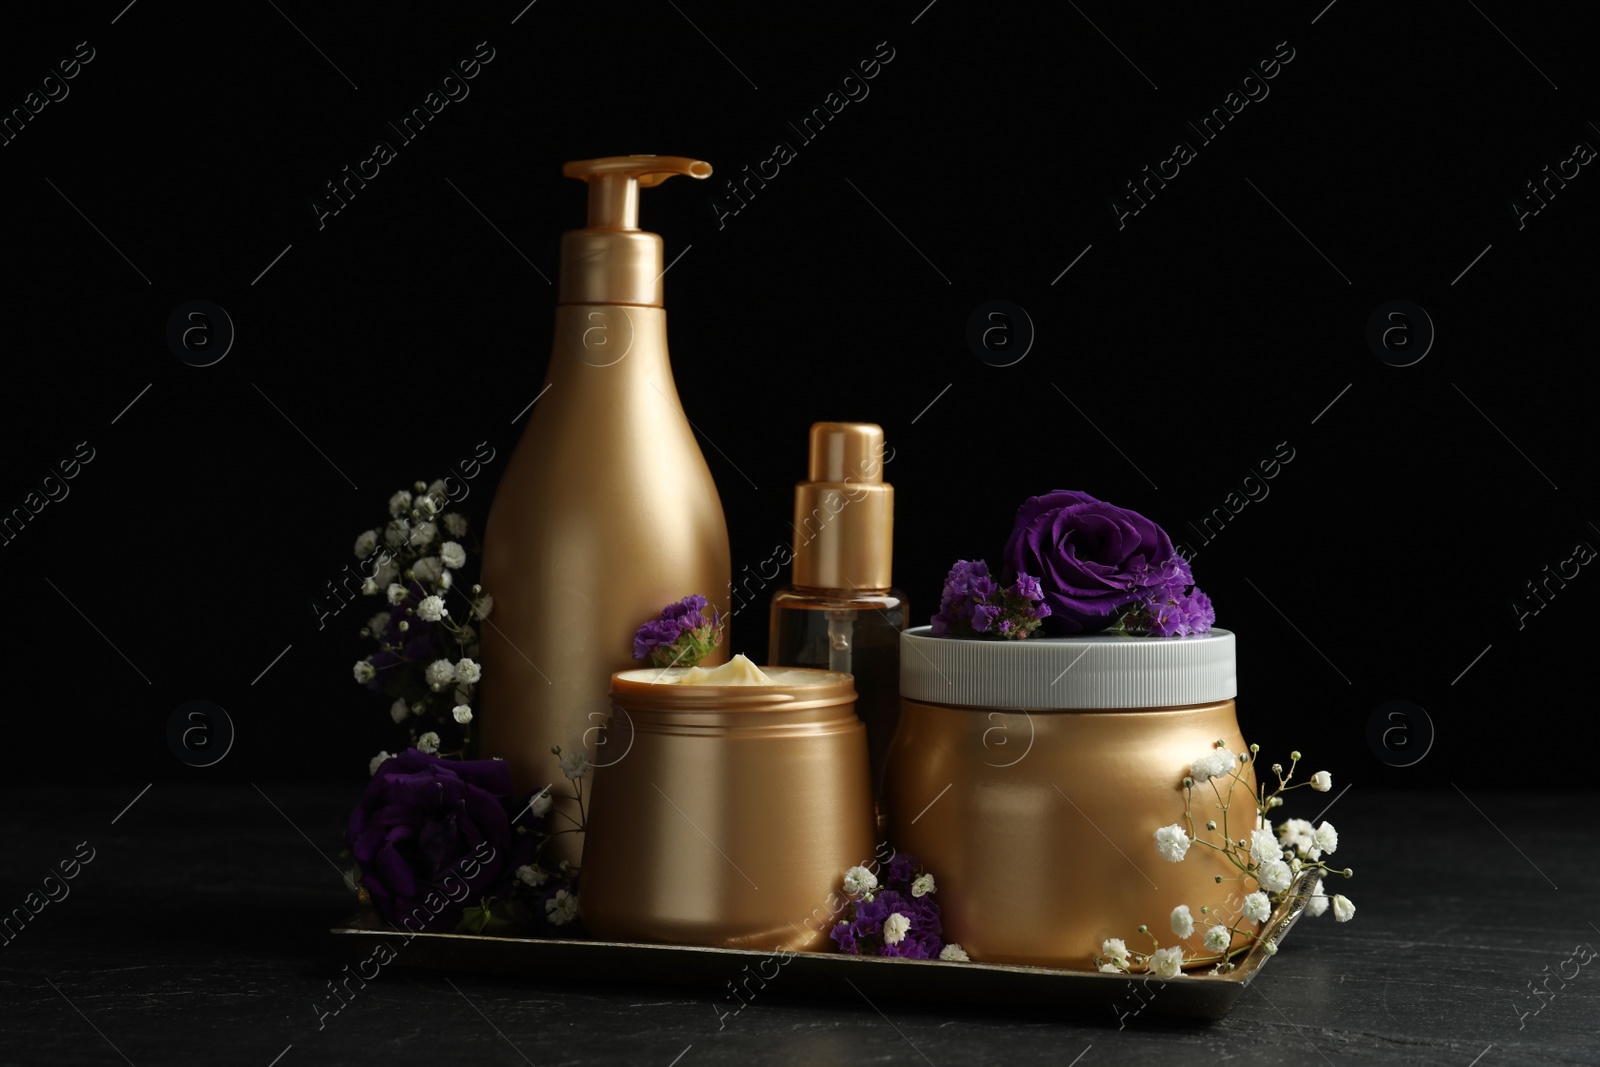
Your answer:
1001,490 -> 1183,635
347,749 -> 529,932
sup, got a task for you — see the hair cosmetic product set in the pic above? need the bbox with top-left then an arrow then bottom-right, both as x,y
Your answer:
478,157 -> 1245,966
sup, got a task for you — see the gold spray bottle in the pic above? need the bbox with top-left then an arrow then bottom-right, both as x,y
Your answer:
768,422 -> 906,802
478,156 -> 731,863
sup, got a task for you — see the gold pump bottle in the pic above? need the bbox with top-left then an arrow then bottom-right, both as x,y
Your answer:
478,156 -> 731,864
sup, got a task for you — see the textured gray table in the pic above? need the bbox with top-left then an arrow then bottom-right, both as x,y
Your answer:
2,784 -> 1594,1066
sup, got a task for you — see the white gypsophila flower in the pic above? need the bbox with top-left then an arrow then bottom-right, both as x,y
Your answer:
417,595 -> 447,622
1310,770 -> 1333,792
473,592 -> 495,620
416,731 -> 441,754
1155,824 -> 1191,863
1277,818 -> 1315,855
427,479 -> 448,501
457,625 -> 478,647
362,577 -> 380,596
425,659 -> 457,690
1242,891 -> 1272,923
353,660 -> 375,684
843,866 -> 878,896
390,698 -> 409,724
516,864 -> 547,888
531,791 -> 552,817
368,611 -> 391,636
1196,748 -> 1241,780
440,541 -> 467,570
1099,963 -> 1122,973
444,513 -> 469,538
1189,750 -> 1224,782
453,704 -> 473,724
355,530 -> 378,559
940,943 -> 970,962
412,521 -> 437,547
387,582 -> 408,606
384,522 -> 407,548
1250,828 -> 1281,865
440,569 -> 453,590
412,557 -> 444,587
389,490 -> 412,518
417,493 -> 440,517
1306,879 -> 1329,917
1313,821 -> 1339,855
368,750 -> 393,775
1332,894 -> 1355,922
372,558 -> 398,588
1263,939 -> 1278,956
911,873 -> 936,898
1257,859 -> 1293,893
1171,904 -> 1195,938
455,657 -> 482,684
546,889 -> 579,926
1204,926 -> 1232,953
1149,946 -> 1186,980
559,748 -> 590,780
882,912 -> 911,945
1101,938 -> 1131,970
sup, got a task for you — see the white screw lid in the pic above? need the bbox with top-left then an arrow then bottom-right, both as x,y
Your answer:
900,626 -> 1237,709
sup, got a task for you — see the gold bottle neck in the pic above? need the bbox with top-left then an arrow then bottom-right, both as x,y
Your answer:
550,304 -> 669,375
558,230 -> 666,307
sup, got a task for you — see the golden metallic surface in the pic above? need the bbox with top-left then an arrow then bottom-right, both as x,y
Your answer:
885,698 -> 1253,970
478,304 -> 731,865
558,156 -> 711,307
580,667 -> 875,952
790,422 -> 894,593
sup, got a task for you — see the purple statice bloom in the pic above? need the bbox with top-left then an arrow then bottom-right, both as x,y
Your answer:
1179,587 -> 1215,634
931,560 -> 998,636
1145,595 -> 1183,638
970,603 -> 1000,633
884,853 -> 917,887
633,595 -> 721,663
830,921 -> 859,953
873,889 -> 943,959
631,617 -> 684,660
1011,573 -> 1045,603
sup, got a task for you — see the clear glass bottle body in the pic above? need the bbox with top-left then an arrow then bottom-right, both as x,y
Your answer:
768,586 -> 906,802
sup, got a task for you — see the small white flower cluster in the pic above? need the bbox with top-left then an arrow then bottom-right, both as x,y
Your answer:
1099,740 -> 1356,976
355,481 -> 494,774
843,866 -> 878,897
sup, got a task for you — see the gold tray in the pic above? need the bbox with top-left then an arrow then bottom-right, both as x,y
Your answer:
330,873 -> 1315,1022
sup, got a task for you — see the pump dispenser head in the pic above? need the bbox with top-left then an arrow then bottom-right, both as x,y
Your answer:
559,155 -> 711,307
790,422 -> 894,593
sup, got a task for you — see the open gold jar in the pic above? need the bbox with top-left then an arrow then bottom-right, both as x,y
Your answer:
579,665 -> 875,952
884,626 -> 1250,970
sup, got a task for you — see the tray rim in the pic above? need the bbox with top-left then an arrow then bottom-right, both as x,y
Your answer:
328,872 -> 1316,1019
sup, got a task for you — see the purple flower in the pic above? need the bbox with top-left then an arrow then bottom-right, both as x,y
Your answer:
831,852 -> 946,958
632,595 -> 724,667
347,749 -> 532,932
1001,490 -> 1187,635
931,561 -> 1050,641
884,853 -> 917,886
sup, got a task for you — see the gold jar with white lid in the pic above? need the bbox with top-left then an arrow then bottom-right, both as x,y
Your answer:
884,626 -> 1249,970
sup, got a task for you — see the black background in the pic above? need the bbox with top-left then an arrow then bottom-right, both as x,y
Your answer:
4,0 -> 1595,791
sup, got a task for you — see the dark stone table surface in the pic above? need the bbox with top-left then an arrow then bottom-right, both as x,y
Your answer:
2,784 -> 1595,1066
